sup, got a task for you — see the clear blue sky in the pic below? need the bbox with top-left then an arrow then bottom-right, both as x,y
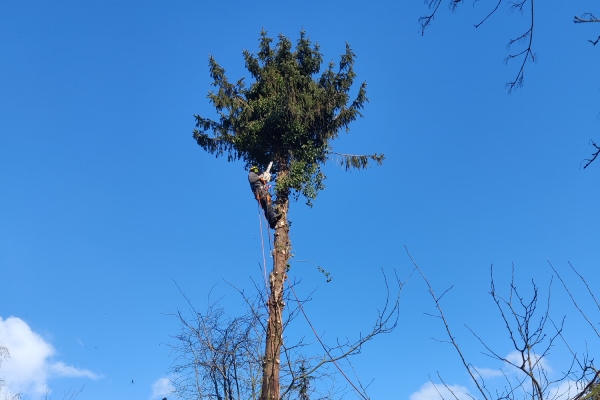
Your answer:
1,1 -> 599,399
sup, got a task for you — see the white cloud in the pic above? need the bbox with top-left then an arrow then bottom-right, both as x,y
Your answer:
150,377 -> 174,400
0,316 -> 100,399
469,350 -> 552,384
50,362 -> 100,379
410,381 -> 472,400
470,366 -> 504,379
547,380 -> 580,400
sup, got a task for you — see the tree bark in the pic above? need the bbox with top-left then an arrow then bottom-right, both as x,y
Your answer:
260,183 -> 290,400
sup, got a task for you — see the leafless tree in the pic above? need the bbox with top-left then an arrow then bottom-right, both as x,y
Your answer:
168,285 -> 265,400
0,340 -> 83,400
169,270 -> 405,400
407,247 -> 599,400
0,344 -> 7,386
41,386 -> 85,400
0,345 -> 18,400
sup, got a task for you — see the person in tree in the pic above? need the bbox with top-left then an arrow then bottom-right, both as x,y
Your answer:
248,166 -> 279,229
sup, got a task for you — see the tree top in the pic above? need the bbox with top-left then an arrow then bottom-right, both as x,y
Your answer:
193,30 -> 384,204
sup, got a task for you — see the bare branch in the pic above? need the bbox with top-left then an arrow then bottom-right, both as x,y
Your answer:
548,261 -> 600,339
572,370 -> 600,400
474,0 -> 504,29
437,371 -> 470,400
504,0 -> 535,92
582,140 -> 600,169
406,246 -> 490,400
574,14 -> 600,24
288,269 -> 406,400
574,13 -> 600,47
419,0 -> 536,92
419,0 -> 445,36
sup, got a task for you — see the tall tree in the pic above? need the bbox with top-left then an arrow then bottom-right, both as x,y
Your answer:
193,30 -> 383,400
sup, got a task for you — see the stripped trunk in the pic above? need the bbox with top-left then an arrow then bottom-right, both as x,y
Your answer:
260,173 -> 291,400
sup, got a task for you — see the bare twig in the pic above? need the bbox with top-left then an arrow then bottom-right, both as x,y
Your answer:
474,0 -> 503,29
405,246 -> 490,400
548,261 -> 600,338
582,140 -> 600,169
574,14 -> 600,24
287,269 -> 406,400
504,0 -> 535,92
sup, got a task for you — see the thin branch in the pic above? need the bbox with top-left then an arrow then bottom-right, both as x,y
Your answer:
505,0 -> 535,92
574,14 -> 600,24
287,269 -> 406,400
419,0 -> 445,35
572,370 -> 600,400
437,285 -> 454,303
582,140 -> 600,169
568,262 -> 600,312
438,371 -> 467,400
288,282 -> 370,400
474,0 -> 504,29
406,246 -> 490,400
548,261 -> 600,338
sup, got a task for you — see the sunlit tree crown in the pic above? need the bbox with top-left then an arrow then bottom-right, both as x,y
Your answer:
193,30 -> 383,203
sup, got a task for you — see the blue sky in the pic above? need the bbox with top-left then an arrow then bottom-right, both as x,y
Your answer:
1,1 -> 599,399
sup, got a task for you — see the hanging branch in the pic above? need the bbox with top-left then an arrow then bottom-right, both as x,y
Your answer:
419,0 -> 536,92
329,151 -> 385,171
504,0 -> 535,92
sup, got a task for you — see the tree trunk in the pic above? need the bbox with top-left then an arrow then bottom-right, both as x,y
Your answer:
260,183 -> 291,400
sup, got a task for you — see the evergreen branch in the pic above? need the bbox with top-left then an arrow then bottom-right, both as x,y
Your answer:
193,31 -> 382,203
330,152 -> 385,171
193,130 -> 238,160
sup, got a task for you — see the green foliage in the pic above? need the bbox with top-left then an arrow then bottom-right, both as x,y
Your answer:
193,30 -> 383,204
581,383 -> 600,400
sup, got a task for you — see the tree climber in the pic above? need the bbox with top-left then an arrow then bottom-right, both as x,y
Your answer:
248,166 -> 280,229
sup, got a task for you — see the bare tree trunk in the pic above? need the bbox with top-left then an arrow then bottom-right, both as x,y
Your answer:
260,182 -> 291,400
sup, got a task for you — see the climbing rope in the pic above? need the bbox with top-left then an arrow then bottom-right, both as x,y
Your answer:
257,202 -> 270,295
